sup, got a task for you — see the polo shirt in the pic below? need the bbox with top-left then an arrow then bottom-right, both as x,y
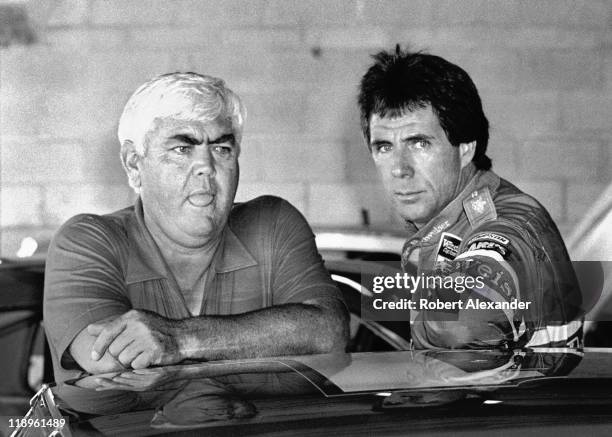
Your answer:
43,195 -> 342,383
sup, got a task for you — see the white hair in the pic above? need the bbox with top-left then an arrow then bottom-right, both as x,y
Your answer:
117,72 -> 246,155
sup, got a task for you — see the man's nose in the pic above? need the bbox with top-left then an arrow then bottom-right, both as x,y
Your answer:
390,148 -> 415,178
192,148 -> 215,177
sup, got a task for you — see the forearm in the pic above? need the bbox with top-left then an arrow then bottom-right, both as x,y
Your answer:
176,297 -> 349,361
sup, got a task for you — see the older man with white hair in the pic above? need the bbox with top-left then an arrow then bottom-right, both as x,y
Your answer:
43,73 -> 349,383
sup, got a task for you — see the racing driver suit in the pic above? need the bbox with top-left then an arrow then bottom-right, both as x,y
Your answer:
401,170 -> 584,349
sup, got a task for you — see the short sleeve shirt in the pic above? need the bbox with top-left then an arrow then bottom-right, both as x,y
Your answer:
43,196 -> 342,383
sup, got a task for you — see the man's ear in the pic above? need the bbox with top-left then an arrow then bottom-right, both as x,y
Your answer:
459,141 -> 476,169
120,140 -> 142,192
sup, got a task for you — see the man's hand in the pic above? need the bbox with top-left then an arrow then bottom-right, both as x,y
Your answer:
87,309 -> 183,369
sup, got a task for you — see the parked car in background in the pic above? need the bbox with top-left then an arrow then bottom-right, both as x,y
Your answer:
565,183 -> 612,345
314,226 -> 405,262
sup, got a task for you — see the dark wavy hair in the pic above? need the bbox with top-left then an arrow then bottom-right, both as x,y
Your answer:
358,45 -> 491,170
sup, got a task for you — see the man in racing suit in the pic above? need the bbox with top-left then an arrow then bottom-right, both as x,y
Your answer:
358,46 -> 583,349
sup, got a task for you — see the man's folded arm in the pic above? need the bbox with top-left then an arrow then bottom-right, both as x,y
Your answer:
82,295 -> 348,371
176,295 -> 349,361
412,224 -> 583,349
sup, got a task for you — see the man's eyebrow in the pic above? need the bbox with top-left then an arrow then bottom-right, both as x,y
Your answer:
209,133 -> 235,145
370,138 -> 391,146
170,134 -> 201,145
402,133 -> 435,142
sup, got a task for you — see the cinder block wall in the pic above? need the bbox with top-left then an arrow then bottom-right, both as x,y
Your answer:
1,0 -> 610,257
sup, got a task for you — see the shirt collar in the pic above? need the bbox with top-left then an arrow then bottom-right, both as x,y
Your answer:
125,199 -> 257,284
404,170 -> 500,246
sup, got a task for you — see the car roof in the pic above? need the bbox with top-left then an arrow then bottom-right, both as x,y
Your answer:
50,348 -> 612,436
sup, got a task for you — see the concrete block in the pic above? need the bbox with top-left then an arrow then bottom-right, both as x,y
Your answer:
345,140 -> 380,183
307,183 -> 364,226
394,28 -> 438,52
166,52 -> 192,73
457,49 -> 521,93
560,93 -> 612,132
427,27 -> 486,51
222,28 -> 301,49
90,0 -> 177,25
484,92 -> 560,139
606,55 -> 612,93
429,27 -> 601,51
236,135 -> 263,182
253,136 -> 346,183
78,131 -> 129,184
0,47 -> 88,95
45,28 -> 128,52
174,0 -> 264,26
262,0 -> 304,25
503,28 -> 601,50
518,139 -> 603,181
84,51 -> 174,95
46,0 -> 89,26
235,182 -> 308,215
1,139 -> 87,184
566,182 -> 608,224
305,27 -> 389,50
189,49 -> 319,94
240,92 -> 306,134
518,49 -> 603,92
518,0 -> 610,28
306,49 -> 374,85
486,130 -> 519,180
129,27 -> 221,49
432,0 -> 522,26
0,91 -> 43,136
304,88 -> 363,141
513,180 -> 565,224
263,0 -> 358,26
357,0 -> 435,26
43,184 -> 134,226
40,89 -> 125,138
1,185 -> 44,227
184,48 -> 255,91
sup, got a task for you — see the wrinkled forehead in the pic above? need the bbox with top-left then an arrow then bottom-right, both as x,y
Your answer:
147,112 -> 234,137
369,105 -> 439,132
369,103 -> 435,123
145,90 -> 227,123
138,92 -> 236,141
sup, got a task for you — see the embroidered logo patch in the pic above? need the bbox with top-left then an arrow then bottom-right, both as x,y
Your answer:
463,188 -> 497,227
466,232 -> 512,259
436,232 -> 462,262
467,232 -> 510,247
470,197 -> 487,214
434,232 -> 462,274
